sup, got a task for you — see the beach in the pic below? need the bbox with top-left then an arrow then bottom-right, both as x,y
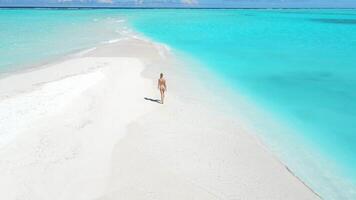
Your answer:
0,35 -> 320,199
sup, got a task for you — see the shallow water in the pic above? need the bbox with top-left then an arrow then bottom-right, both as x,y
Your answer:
0,9 -> 124,72
1,8 -> 356,199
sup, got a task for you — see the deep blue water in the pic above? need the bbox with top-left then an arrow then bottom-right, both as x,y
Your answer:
1,9 -> 356,199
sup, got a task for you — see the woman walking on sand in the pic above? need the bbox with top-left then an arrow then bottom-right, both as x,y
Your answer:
158,73 -> 167,104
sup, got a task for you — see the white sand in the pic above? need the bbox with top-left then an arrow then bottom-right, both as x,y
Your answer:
0,37 -> 320,200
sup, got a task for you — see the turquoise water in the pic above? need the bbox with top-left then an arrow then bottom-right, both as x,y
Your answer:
121,9 -> 356,199
0,9 -> 122,72
1,9 -> 356,199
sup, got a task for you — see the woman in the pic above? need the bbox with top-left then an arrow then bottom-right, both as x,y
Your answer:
158,73 -> 167,104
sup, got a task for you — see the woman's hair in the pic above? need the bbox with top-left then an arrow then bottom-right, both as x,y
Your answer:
160,73 -> 163,78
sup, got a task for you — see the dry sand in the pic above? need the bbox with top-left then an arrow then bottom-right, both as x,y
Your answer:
0,36 -> 320,200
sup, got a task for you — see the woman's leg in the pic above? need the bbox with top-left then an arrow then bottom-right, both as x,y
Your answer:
160,89 -> 164,104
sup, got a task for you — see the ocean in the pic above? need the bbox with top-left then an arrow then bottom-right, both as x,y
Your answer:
1,8 -> 356,199
0,9 -> 125,72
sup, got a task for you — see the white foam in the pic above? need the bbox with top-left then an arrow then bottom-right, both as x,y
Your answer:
75,47 -> 97,56
128,34 -> 171,58
116,19 -> 125,23
101,38 -> 127,44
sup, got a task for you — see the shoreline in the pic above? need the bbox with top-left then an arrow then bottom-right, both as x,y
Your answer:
130,36 -> 322,199
0,35 -> 320,199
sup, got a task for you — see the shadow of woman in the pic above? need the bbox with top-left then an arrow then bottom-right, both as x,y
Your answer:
144,97 -> 161,104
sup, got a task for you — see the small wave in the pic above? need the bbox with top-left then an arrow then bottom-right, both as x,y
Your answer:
115,28 -> 132,35
75,47 -> 97,56
129,35 -> 171,58
102,39 -> 124,44
155,43 -> 171,59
